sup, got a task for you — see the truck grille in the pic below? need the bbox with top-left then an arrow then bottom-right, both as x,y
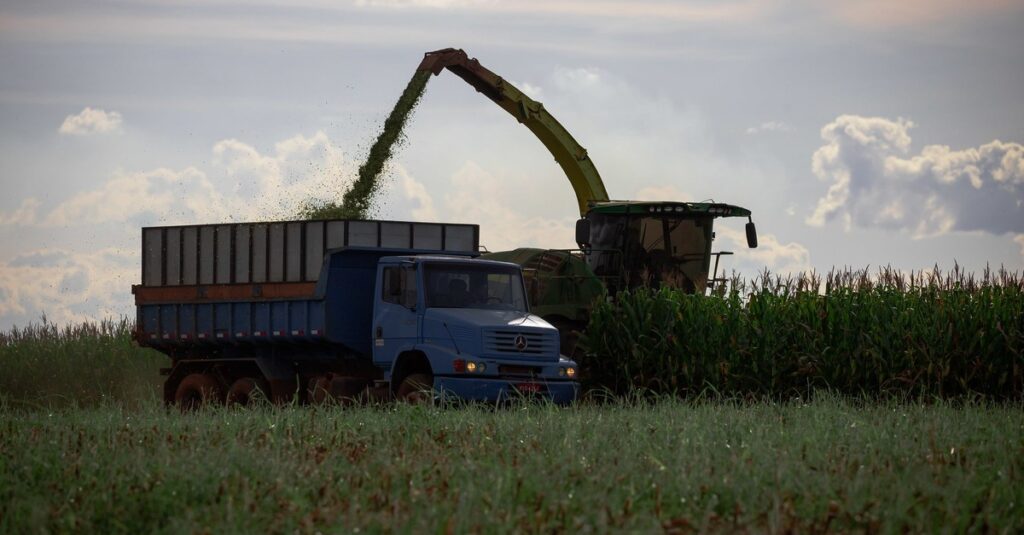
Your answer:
483,329 -> 557,356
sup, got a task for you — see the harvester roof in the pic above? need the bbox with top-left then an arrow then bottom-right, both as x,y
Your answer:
588,200 -> 751,218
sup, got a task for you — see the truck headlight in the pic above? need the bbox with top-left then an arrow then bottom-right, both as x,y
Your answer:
566,367 -> 576,378
467,361 -> 478,373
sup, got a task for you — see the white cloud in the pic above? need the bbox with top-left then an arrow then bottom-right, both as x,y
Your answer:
0,199 -> 40,226
395,165 -> 438,221
807,114 -> 1024,238
0,248 -> 136,327
715,225 -> 811,275
58,107 -> 123,135
3,131 -> 352,229
745,121 -> 791,135
443,161 -> 577,251
633,185 -> 693,201
510,80 -> 543,99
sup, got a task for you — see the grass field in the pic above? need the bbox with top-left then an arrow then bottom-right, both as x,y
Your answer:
2,268 -> 1022,534
2,398 -> 1022,533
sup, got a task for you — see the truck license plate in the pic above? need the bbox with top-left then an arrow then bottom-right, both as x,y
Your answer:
515,382 -> 545,394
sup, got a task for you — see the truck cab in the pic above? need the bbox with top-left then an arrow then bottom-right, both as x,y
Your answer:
373,255 -> 579,404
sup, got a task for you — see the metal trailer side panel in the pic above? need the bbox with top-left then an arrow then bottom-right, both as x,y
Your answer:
143,228 -> 162,286
252,224 -> 268,283
140,219 -> 480,288
182,227 -> 198,285
348,221 -> 378,247
235,224 -> 251,284
445,225 -> 475,251
215,225 -> 232,284
160,304 -> 177,340
196,304 -> 214,341
253,302 -> 271,337
179,305 -> 196,342
305,222 -> 325,281
166,228 -> 181,286
381,222 -> 411,248
268,223 -> 285,283
286,222 -> 302,282
414,224 -> 442,250
232,302 -> 251,337
141,305 -> 160,341
214,303 -> 231,341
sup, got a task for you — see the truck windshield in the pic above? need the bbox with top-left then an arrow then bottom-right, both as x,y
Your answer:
424,263 -> 528,312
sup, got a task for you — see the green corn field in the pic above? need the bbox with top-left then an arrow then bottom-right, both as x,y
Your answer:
580,266 -> 1024,399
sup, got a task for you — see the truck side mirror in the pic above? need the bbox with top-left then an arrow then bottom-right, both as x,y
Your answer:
575,218 -> 591,249
745,220 -> 758,249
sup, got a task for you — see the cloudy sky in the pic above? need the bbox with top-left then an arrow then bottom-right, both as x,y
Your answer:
1,0 -> 1022,328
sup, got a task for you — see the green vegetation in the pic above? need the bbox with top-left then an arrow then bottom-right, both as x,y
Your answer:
2,398 -> 1021,533
301,70 -> 432,220
582,267 -> 1024,399
0,318 -> 163,409
2,272 -> 1022,532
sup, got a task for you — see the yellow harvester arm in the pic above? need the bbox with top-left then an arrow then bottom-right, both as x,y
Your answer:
418,48 -> 610,216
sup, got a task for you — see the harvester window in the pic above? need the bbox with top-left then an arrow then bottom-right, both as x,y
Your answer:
667,218 -> 707,259
639,217 -> 666,254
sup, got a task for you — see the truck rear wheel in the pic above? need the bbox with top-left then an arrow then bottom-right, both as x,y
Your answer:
174,373 -> 224,410
396,373 -> 433,404
226,377 -> 270,407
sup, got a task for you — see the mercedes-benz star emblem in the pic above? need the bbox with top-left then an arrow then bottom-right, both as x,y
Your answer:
513,334 -> 528,351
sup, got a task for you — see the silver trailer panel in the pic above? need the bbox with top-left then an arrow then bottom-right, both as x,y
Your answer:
141,219 -> 480,287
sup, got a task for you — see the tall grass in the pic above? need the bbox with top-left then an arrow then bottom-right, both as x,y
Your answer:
581,266 -> 1024,399
0,317 -> 164,408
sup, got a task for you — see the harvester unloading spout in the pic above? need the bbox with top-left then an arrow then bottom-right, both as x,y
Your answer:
417,48 -> 609,216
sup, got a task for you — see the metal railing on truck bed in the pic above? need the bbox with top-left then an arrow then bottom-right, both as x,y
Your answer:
140,218 -> 479,287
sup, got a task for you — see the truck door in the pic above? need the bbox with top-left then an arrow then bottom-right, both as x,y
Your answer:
373,264 -> 420,367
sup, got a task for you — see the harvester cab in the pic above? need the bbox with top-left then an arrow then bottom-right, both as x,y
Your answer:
577,200 -> 756,295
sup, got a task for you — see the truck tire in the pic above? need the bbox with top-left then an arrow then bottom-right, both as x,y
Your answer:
174,373 -> 224,410
226,377 -> 270,407
396,373 -> 433,404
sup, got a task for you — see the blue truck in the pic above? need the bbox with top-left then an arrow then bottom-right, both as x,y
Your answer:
133,218 -> 579,407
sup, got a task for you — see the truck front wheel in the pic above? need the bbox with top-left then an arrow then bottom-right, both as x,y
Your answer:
396,373 -> 433,404
174,373 -> 224,410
